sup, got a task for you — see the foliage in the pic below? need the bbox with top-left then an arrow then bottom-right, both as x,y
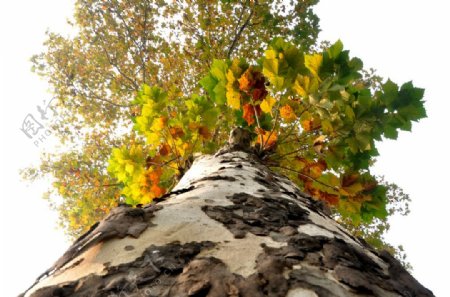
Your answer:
339,177 -> 413,270
24,0 -> 320,238
195,39 -> 425,224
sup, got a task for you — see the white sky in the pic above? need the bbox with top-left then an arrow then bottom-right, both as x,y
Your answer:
0,0 -> 448,296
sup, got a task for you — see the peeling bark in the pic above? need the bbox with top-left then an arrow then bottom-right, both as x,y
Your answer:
21,141 -> 434,297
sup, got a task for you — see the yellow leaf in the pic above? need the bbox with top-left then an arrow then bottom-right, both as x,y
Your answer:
146,132 -> 159,143
260,96 -> 276,114
293,80 -> 307,97
313,135 -> 326,145
151,116 -> 167,131
293,75 -> 318,97
340,182 -> 364,196
226,69 -> 235,84
326,174 -> 341,188
226,89 -> 241,109
226,69 -> 241,109
125,163 -> 134,175
229,59 -> 243,75
265,49 -> 277,59
305,53 -> 323,80
141,101 -> 155,117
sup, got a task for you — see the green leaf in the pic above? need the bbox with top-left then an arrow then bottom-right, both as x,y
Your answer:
383,124 -> 398,139
210,59 -> 228,81
380,79 -> 399,108
200,73 -> 218,94
328,40 -> 343,60
213,82 -> 227,105
344,105 -> 355,121
202,107 -> 219,126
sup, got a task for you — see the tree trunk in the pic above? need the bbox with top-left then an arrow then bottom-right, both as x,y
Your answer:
22,146 -> 434,297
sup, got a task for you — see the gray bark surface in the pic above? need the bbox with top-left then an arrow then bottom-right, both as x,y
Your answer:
22,137 -> 434,297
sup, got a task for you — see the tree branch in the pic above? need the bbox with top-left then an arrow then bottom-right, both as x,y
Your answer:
75,82 -> 135,108
100,45 -> 140,90
227,1 -> 254,58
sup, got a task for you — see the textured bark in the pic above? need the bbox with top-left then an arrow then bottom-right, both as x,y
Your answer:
21,143 -> 434,297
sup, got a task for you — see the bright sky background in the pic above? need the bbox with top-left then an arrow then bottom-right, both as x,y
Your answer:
0,1 -> 448,296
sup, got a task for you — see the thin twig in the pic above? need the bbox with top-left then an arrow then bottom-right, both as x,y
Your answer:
75,82 -> 135,108
272,165 -> 338,192
262,99 -> 282,149
252,105 -> 264,153
271,144 -> 311,160
227,1 -> 254,58
100,46 -> 140,90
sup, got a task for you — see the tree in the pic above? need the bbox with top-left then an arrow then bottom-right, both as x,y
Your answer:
20,0 -> 432,291
23,0 -> 426,272
22,131 -> 433,296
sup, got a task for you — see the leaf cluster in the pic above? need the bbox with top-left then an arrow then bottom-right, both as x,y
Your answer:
109,39 -> 426,226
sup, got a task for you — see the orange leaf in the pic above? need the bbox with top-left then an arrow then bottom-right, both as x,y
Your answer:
148,168 -> 162,183
169,126 -> 184,138
342,173 -> 359,187
188,122 -> 200,131
256,129 -> 278,149
238,68 -> 267,102
301,119 -> 313,131
252,88 -> 267,102
303,180 -> 339,206
198,126 -> 211,139
255,127 -> 266,135
158,143 -> 171,156
242,103 -> 256,125
238,69 -> 253,92
318,192 -> 339,205
280,104 -> 296,122
151,184 -> 165,197
306,160 -> 327,179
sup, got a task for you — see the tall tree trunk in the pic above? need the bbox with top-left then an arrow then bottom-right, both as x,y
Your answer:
22,145 -> 434,297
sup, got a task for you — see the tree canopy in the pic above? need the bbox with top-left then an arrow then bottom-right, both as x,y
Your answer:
24,0 -> 425,265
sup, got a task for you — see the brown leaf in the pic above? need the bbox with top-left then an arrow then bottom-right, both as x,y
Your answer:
169,126 -> 184,138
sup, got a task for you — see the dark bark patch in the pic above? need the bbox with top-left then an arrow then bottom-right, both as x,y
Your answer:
202,192 -> 310,239
34,203 -> 163,281
28,241 -> 215,297
197,175 -> 237,182
169,254 -> 289,297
